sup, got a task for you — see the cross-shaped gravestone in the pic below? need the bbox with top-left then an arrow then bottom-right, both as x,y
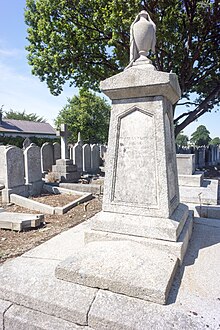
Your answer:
56,124 -> 69,159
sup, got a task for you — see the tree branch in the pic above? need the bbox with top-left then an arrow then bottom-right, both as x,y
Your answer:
175,85 -> 220,136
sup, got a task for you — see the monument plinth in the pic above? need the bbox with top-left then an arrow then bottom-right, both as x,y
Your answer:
56,11 -> 193,305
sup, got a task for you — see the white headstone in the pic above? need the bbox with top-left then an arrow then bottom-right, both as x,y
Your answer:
72,143 -> 83,172
82,144 -> 91,172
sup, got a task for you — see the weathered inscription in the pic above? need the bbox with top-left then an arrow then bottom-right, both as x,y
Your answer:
112,109 -> 158,206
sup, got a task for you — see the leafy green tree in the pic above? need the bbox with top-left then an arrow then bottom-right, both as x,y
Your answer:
25,0 -> 219,136
210,137 -> 220,145
176,132 -> 189,147
190,125 -> 211,146
55,89 -> 110,144
4,109 -> 45,122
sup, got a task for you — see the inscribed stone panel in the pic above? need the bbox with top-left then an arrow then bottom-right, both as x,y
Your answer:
112,108 -> 157,206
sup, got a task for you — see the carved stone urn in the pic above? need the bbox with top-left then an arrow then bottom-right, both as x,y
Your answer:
133,11 -> 155,61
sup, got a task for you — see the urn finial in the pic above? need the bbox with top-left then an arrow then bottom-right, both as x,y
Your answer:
126,10 -> 156,69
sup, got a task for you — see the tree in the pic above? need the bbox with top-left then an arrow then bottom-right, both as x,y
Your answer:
210,137 -> 220,145
3,109 -> 45,122
55,89 -> 110,144
176,132 -> 189,147
25,0 -> 220,136
190,125 -> 211,146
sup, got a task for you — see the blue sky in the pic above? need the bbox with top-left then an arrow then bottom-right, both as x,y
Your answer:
0,1 -> 219,138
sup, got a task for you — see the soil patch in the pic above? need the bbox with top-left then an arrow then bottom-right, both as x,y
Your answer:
30,193 -> 81,207
0,195 -> 102,264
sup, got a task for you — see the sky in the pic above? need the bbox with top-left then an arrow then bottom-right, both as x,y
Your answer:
0,1 -> 219,138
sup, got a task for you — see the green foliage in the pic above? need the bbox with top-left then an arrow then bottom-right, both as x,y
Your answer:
25,0 -> 219,135
0,136 -> 59,148
55,89 -> 110,144
4,109 -> 46,122
210,137 -> 220,145
190,125 -> 211,146
176,132 -> 189,147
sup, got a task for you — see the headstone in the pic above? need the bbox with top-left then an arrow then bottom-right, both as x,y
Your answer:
53,142 -> 61,162
4,146 -> 25,188
91,144 -> 100,173
198,147 -> 205,168
24,144 -> 42,184
23,137 -> 31,150
41,143 -> 54,172
56,124 -> 69,159
72,143 -> 83,173
82,144 -> 91,172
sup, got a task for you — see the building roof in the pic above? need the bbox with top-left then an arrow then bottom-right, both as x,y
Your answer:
0,119 -> 56,135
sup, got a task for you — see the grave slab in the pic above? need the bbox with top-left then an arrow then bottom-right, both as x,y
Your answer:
0,299 -> 12,330
187,203 -> 220,219
0,257 -> 97,326
178,172 -> 204,187
179,179 -> 218,205
0,212 -> 44,231
4,304 -> 91,330
0,216 -> 220,329
56,240 -> 178,305
88,290 -> 210,330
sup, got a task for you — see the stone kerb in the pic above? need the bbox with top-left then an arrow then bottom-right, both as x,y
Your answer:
91,144 -> 100,173
41,143 -> 54,173
24,144 -> 42,184
53,142 -> 61,162
72,143 -> 83,173
82,144 -> 91,173
4,146 -> 25,189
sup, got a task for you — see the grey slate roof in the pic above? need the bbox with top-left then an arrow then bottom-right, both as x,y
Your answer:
0,119 -> 56,135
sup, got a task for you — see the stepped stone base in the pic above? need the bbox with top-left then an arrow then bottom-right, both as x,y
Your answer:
56,240 -> 178,305
55,206 -> 192,305
90,203 -> 189,242
49,159 -> 80,183
85,211 -> 193,265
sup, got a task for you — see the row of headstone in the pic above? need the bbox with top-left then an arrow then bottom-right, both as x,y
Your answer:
41,142 -> 61,173
176,145 -> 220,168
0,144 -> 43,203
69,143 -> 107,174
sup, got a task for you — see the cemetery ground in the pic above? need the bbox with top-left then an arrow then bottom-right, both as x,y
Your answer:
0,165 -> 219,265
0,194 -> 102,264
